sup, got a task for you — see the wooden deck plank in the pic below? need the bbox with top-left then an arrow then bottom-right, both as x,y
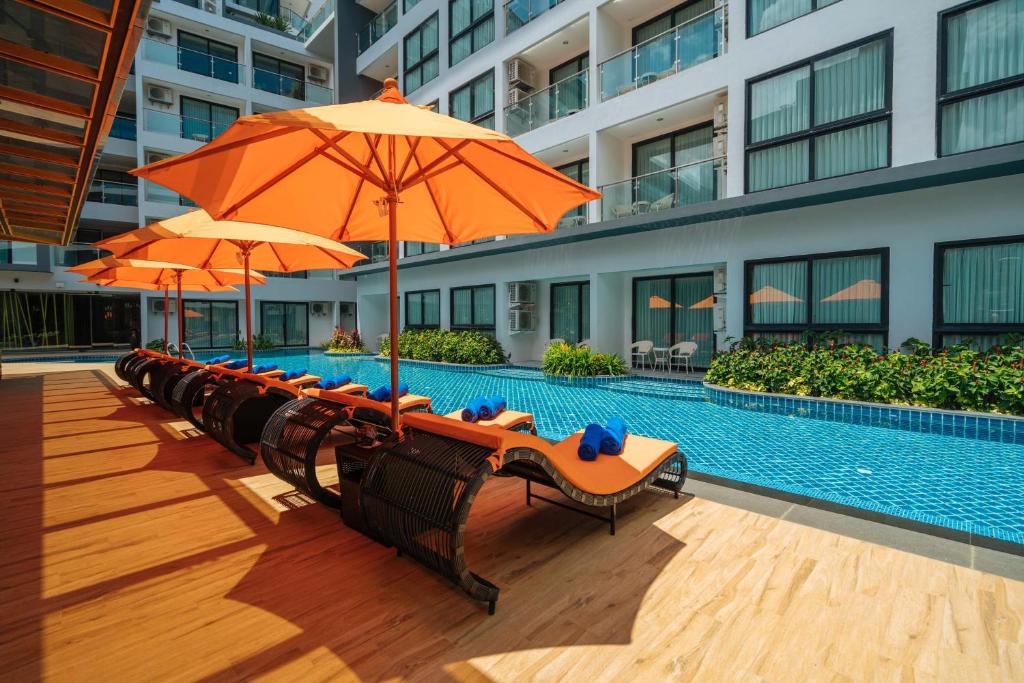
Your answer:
0,368 -> 1022,681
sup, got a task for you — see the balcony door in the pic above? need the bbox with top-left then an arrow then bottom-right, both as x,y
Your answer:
180,97 -> 238,143
632,273 -> 714,368
177,31 -> 238,83
632,123 -> 714,210
548,53 -> 588,120
632,0 -> 718,79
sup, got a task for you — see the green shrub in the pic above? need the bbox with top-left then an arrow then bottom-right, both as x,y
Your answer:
323,326 -> 365,353
145,338 -> 165,351
233,333 -> 275,351
705,335 -> 1024,415
379,329 -> 505,364
542,342 -> 628,377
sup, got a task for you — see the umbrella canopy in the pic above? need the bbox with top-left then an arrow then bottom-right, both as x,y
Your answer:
70,257 -> 267,288
130,79 -> 599,429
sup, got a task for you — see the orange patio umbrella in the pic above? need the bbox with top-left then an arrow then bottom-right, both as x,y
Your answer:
130,79 -> 599,429
94,210 -> 366,369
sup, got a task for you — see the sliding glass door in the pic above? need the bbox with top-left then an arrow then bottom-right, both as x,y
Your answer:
633,273 -> 714,367
183,300 -> 238,349
550,281 -> 590,344
260,301 -> 309,346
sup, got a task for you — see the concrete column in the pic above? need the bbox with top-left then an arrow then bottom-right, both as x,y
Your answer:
591,271 -> 626,358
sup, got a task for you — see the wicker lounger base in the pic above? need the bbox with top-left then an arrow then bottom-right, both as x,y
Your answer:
151,362 -> 191,412
170,369 -> 222,431
202,380 -> 295,464
114,350 -> 142,382
127,357 -> 165,401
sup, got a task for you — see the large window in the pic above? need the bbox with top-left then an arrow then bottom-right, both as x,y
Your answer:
632,0 -> 722,76
551,281 -> 590,344
745,33 -> 891,192
405,241 -> 440,256
633,123 -> 717,210
450,0 -> 494,66
404,14 -> 439,94
747,0 -> 842,37
180,96 -> 238,143
252,53 -> 306,100
451,284 -> 495,330
745,248 -> 888,349
260,301 -> 308,346
1,241 -> 38,266
177,31 -> 239,83
549,53 -> 588,119
405,289 -> 441,328
934,235 -> 1024,349
633,273 -> 715,367
938,0 -> 1024,156
555,159 -> 589,226
183,300 -> 238,349
450,70 -> 494,129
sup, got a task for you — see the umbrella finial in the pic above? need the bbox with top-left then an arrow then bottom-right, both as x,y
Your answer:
378,78 -> 406,104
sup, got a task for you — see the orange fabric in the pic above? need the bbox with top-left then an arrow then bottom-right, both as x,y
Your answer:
287,374 -> 321,387
443,409 -> 534,431
129,88 -> 600,245
70,257 -> 266,288
89,279 -> 237,293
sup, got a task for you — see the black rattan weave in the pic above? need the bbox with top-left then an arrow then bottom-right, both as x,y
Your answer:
170,369 -> 220,430
114,351 -> 140,381
128,357 -> 163,401
148,362 -> 189,412
202,380 -> 294,463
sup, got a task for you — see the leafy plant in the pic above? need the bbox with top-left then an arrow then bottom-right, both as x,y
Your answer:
542,343 -> 627,378
233,333 -> 275,351
255,10 -> 290,31
323,326 -> 366,353
705,335 -> 1024,415
145,338 -> 165,351
379,329 -> 505,364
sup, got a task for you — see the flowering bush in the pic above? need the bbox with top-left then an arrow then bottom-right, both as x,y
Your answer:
542,342 -> 627,377
379,329 -> 505,364
705,335 -> 1024,415
323,326 -> 365,353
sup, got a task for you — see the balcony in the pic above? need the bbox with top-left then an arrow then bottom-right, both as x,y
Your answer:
110,115 -> 137,141
143,109 -> 235,143
505,69 -> 587,136
357,1 -> 397,55
55,245 -> 104,268
145,181 -> 199,207
600,156 -> 725,221
142,39 -> 242,85
87,180 -> 138,207
251,67 -> 333,105
299,0 -> 335,41
504,0 -> 562,34
599,4 -> 724,101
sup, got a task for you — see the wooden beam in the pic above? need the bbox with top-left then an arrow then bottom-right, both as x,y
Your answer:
0,85 -> 90,120
0,118 -> 84,147
0,142 -> 78,167
0,162 -> 75,184
0,38 -> 99,83
7,217 -> 65,231
0,179 -> 73,197
3,202 -> 67,218
0,191 -> 70,208
14,0 -> 112,31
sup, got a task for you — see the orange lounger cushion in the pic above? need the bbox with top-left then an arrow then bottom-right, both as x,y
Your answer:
443,410 -> 534,432
286,374 -> 322,387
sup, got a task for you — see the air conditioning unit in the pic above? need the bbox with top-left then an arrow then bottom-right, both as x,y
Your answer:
146,17 -> 172,38
308,64 -> 329,83
311,301 -> 330,316
146,151 -> 171,164
506,85 -> 532,106
509,308 -> 536,333
147,85 -> 173,105
508,281 -> 536,305
151,298 -> 177,315
507,59 -> 536,89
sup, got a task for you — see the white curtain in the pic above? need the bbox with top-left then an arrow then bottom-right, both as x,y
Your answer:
943,84 -> 1024,154
749,66 -> 810,143
749,0 -> 811,35
750,261 -> 807,325
942,241 -> 1024,325
814,39 -> 886,125
748,139 -> 808,191
945,0 -> 1023,93
812,254 -> 882,325
815,120 -> 888,179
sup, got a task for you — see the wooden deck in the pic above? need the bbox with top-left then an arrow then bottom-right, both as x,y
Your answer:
1,368 -> 1022,681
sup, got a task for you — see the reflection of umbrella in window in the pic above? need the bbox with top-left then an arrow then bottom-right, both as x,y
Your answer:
689,295 -> 714,310
820,279 -> 881,302
748,286 -> 803,304
648,295 -> 682,309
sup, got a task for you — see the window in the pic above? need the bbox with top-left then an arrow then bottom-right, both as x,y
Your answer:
180,96 -> 238,143
934,235 -> 1024,349
267,271 -> 307,279
745,33 -> 891,192
253,53 -> 306,100
0,241 -> 37,266
554,159 -> 589,226
744,248 -> 888,349
183,300 -> 238,349
405,242 -> 440,257
747,0 -> 842,37
633,123 -> 718,210
404,0 -> 421,10
938,0 -> 1024,156
405,289 -> 441,328
89,169 -> 137,206
548,53 -> 588,119
451,284 -> 495,330
177,31 -> 238,83
404,14 -> 439,94
450,70 -> 494,129
450,0 -> 494,66
551,281 -> 589,344
260,301 -> 309,346
633,273 -> 716,367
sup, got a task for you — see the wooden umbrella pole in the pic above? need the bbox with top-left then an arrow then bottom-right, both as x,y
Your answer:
388,191 -> 400,432
176,272 -> 184,359
163,287 -> 169,354
244,249 -> 253,371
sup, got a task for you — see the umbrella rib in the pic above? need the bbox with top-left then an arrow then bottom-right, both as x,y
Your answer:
479,142 -> 602,196
336,169 -> 367,240
408,145 -> 456,244
310,129 -> 387,189
267,241 -> 287,271
395,136 -> 421,188
399,140 -> 472,188
362,133 -> 391,186
131,127 -> 301,176
434,139 -> 550,231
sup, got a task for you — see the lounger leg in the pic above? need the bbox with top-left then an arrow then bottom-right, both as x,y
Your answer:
488,600 -> 496,616
610,504 -> 616,536
526,480 -> 532,506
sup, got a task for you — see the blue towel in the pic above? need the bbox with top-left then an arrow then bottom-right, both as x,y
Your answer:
224,360 -> 247,370
251,364 -> 266,374
281,368 -> 306,381
333,374 -> 351,387
203,354 -> 229,364
600,416 -> 627,455
578,423 -> 605,461
369,383 -> 409,402
479,395 -> 506,420
265,363 -> 278,372
462,396 -> 488,422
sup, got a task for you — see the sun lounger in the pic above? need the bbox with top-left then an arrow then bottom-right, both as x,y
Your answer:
358,412 -> 686,614
443,409 -> 537,434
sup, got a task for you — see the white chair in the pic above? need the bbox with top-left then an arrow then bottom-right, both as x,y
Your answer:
669,341 -> 698,373
630,340 -> 653,369
650,193 -> 675,212
576,339 -> 590,348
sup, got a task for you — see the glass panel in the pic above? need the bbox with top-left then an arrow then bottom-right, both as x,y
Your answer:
748,139 -> 809,191
184,301 -> 211,348
10,242 -> 37,265
941,84 -> 1024,154
581,283 -> 590,340
211,302 -> 236,348
0,291 -> 74,348
674,125 -> 714,205
812,253 -> 882,324
473,71 -> 494,119
813,39 -> 886,125
941,333 -> 1022,350
474,286 -> 494,325
452,288 -> 472,325
674,275 -> 714,367
634,278 -> 672,348
815,120 -> 888,179
423,291 -> 440,326
551,283 -> 581,343
942,241 -> 1024,325
451,85 -> 471,120
407,292 -> 422,326
285,303 -> 307,345
944,0 -> 1024,93
749,0 -> 811,35
750,66 -> 810,143
750,261 -> 808,324
262,302 -> 285,346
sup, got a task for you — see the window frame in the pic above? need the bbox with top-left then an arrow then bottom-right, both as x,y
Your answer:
449,284 -> 496,331
550,280 -> 590,343
449,69 -> 495,127
179,95 -> 239,140
252,52 -> 306,99
743,30 -> 894,193
936,0 -> 1024,157
449,0 -> 494,66
743,247 -> 890,344
554,158 -> 589,220
404,241 -> 440,257
181,299 -> 239,349
259,300 -> 309,347
932,234 -> 1024,347
404,288 -> 441,329
746,0 -> 844,38
630,272 -> 715,366
176,30 -> 238,82
403,12 -> 440,94
632,0 -> 714,45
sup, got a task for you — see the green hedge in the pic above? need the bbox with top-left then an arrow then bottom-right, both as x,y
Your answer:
705,337 -> 1024,415
542,342 -> 627,377
233,333 -> 275,351
379,329 -> 505,365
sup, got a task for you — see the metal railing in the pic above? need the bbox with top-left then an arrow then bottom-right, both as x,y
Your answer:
599,5 -> 724,102
504,69 -> 587,136
55,245 -> 103,268
357,1 -> 398,55
370,241 -> 389,263
142,39 -> 242,84
145,181 -> 199,207
87,180 -> 138,206
600,156 -> 726,221
504,0 -> 562,34
143,108 -> 235,142
299,0 -> 335,40
251,66 -> 332,104
110,115 -> 137,140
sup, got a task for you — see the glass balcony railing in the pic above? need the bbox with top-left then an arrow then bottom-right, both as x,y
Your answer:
142,39 -> 242,84
370,241 -> 389,263
599,5 -> 724,101
251,67 -> 332,104
110,115 -> 137,140
87,180 -> 138,206
145,181 -> 198,207
298,0 -> 334,41
505,69 -> 587,136
357,1 -> 398,55
143,108 -> 235,142
600,156 -> 726,221
504,0 -> 562,34
56,245 -> 104,268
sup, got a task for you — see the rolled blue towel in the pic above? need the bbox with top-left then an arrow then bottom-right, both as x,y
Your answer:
578,423 -> 605,462
224,360 -> 247,370
462,396 -> 488,422
396,382 -> 409,398
312,379 -> 328,389
204,354 -> 229,364
251,364 -> 266,374
600,416 -> 627,455
368,385 -> 389,402
321,377 -> 339,390
265,363 -> 278,372
486,395 -> 507,418
292,368 -> 307,380
333,374 -> 351,387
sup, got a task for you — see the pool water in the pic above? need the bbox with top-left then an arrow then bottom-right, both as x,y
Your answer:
234,352 -> 1024,545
